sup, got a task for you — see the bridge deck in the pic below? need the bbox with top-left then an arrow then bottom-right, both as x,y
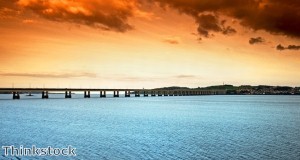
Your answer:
0,88 -> 227,99
0,88 -> 225,92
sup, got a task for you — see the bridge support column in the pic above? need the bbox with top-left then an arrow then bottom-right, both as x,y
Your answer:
125,91 -> 130,97
158,91 -> 162,96
163,91 -> 168,96
65,91 -> 72,98
144,91 -> 148,97
13,92 -> 20,99
42,91 -> 49,99
84,91 -> 90,98
100,91 -> 106,98
174,91 -> 178,96
135,91 -> 140,97
151,91 -> 156,96
179,91 -> 183,96
114,91 -> 119,97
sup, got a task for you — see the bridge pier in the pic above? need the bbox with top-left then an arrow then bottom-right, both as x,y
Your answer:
178,91 -> 183,96
174,91 -> 178,96
84,91 -> 90,98
158,91 -> 162,96
13,92 -> 20,99
125,91 -> 130,97
135,91 -> 140,97
65,91 -> 72,98
114,91 -> 119,97
151,91 -> 156,96
100,91 -> 106,98
42,91 -> 49,99
163,91 -> 168,96
144,91 -> 148,97
187,91 -> 191,96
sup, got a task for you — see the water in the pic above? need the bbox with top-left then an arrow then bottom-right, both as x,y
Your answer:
0,95 -> 299,159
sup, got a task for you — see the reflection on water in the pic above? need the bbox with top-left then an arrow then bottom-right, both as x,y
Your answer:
0,95 -> 299,159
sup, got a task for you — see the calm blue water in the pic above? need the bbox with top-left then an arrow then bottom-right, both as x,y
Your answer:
0,95 -> 299,160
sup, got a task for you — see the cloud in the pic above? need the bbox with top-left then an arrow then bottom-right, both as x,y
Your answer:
1,0 -> 300,39
276,44 -> 285,51
0,72 -> 97,78
0,0 -> 151,32
222,26 -> 237,35
22,19 -> 36,24
174,75 -> 197,79
0,0 -> 20,19
193,14 -> 237,37
163,36 -> 180,44
105,74 -> 201,81
287,45 -> 300,50
249,37 -> 264,45
276,44 -> 300,51
151,0 -> 300,38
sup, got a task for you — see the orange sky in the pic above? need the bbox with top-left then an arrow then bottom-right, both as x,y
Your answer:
0,0 -> 300,88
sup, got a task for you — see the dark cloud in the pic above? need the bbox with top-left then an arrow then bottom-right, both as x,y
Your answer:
222,26 -> 237,35
151,0 -> 300,38
249,37 -> 264,45
0,0 -> 143,32
276,44 -> 285,51
276,44 -> 300,51
194,14 -> 237,37
1,0 -> 300,38
0,72 -> 97,78
196,14 -> 221,37
287,45 -> 300,50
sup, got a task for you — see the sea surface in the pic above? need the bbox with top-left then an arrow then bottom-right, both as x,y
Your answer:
0,94 -> 299,160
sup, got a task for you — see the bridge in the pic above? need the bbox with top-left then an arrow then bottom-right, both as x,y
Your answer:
0,88 -> 227,99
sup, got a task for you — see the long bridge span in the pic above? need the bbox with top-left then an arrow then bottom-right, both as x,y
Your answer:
0,88 -> 226,99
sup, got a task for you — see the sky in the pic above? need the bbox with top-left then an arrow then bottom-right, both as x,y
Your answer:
0,0 -> 299,89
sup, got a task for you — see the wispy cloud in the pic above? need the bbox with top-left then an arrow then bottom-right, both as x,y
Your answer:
104,74 -> 201,81
163,36 -> 180,44
173,75 -> 197,79
0,72 -> 97,78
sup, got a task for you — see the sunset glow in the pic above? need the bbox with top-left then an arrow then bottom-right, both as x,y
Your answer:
1,0 -> 299,88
